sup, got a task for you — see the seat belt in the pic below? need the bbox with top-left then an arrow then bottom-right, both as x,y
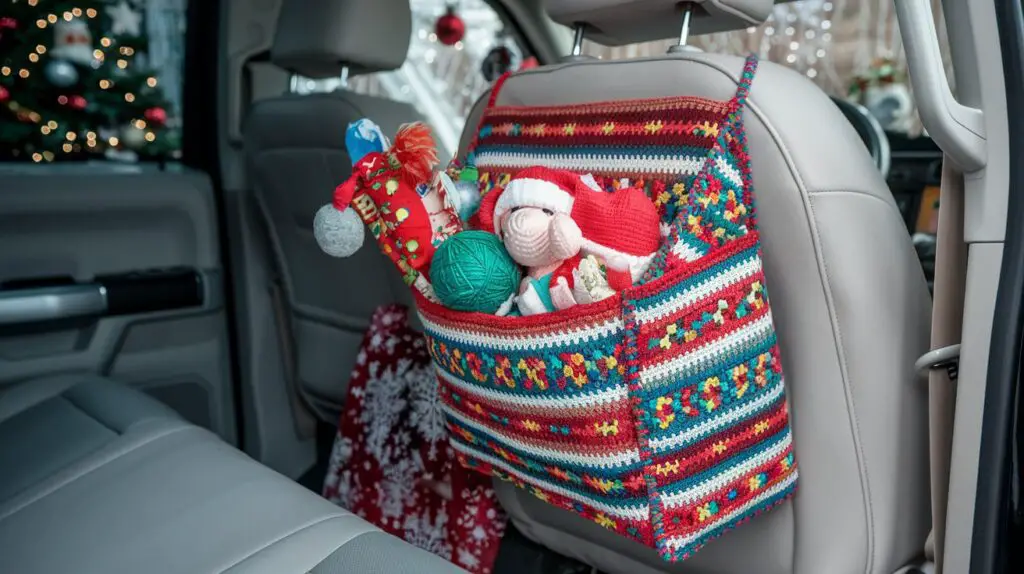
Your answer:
917,155 -> 968,574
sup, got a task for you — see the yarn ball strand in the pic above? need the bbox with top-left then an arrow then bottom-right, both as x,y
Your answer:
431,231 -> 521,314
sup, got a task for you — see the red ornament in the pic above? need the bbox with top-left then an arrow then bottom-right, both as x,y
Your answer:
144,106 -> 167,126
69,95 -> 87,110
0,86 -> 8,102
434,6 -> 465,46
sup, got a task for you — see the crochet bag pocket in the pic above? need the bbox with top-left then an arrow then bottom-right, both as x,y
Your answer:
415,55 -> 797,562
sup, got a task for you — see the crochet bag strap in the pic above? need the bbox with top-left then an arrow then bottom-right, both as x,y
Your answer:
642,54 -> 760,282
463,71 -> 513,162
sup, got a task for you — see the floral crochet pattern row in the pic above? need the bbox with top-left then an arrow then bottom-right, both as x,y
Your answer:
419,54 -> 798,562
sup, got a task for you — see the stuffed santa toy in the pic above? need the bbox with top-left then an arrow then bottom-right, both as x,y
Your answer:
477,166 -> 661,315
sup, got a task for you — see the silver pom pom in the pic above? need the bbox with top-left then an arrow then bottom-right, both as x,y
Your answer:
313,203 -> 365,257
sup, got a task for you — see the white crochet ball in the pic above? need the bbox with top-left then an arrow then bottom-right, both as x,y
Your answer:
313,203 -> 365,257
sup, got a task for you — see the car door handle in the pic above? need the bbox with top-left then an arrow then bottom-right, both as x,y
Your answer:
0,284 -> 107,326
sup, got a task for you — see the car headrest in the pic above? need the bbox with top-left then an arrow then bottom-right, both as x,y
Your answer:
547,0 -> 775,46
270,0 -> 411,78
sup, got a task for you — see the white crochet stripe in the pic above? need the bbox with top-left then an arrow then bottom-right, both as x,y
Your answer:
582,239 -> 655,282
449,439 -> 651,522
662,470 -> 798,553
639,313 -> 775,388
671,238 -> 705,263
419,312 -> 623,351
659,428 -> 793,509
634,254 -> 761,325
436,366 -> 629,411
713,156 -> 744,188
475,152 -> 705,176
647,381 -> 786,454
445,405 -> 642,470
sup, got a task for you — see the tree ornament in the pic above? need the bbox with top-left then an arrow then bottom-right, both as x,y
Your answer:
434,5 -> 465,46
51,19 -> 94,66
69,95 -> 88,110
144,107 -> 167,126
119,123 -> 147,149
106,1 -> 143,37
0,17 -> 17,41
0,86 -> 8,103
45,60 -> 79,87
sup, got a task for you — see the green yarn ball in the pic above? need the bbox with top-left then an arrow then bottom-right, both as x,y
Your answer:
431,231 -> 522,314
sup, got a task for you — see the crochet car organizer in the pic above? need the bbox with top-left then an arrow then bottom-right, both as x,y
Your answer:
415,56 -> 798,562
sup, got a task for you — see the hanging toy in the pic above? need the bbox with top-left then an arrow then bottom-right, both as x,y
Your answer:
434,4 -> 465,46
438,162 -> 482,224
430,230 -> 521,315
313,120 -> 461,300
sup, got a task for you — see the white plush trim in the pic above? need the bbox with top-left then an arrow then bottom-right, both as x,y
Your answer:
493,178 -> 575,225
581,239 -> 656,282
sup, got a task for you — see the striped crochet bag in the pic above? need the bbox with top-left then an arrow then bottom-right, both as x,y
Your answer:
415,55 -> 798,562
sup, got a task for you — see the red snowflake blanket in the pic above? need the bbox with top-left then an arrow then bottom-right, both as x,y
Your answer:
322,305 -> 507,573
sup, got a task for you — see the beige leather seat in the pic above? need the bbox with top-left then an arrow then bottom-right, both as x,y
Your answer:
244,0 -> 418,413
456,1 -> 932,573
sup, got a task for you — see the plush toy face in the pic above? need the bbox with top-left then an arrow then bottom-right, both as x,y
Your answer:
499,206 -> 582,270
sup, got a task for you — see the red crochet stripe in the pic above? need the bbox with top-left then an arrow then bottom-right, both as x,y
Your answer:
441,387 -> 639,453
416,291 -> 621,331
626,231 -> 760,300
636,285 -> 771,366
660,445 -> 796,538
647,395 -> 790,488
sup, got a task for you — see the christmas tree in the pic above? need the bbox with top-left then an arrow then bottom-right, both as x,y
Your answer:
0,0 -> 179,162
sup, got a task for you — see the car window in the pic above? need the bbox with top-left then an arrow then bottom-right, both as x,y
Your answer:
293,0 -> 531,157
0,0 -> 188,163
580,0 -> 952,136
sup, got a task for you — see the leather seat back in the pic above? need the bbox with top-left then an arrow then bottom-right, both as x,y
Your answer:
243,0 -> 419,411
458,3 -> 932,573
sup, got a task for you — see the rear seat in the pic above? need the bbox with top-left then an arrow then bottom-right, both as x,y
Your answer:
0,374 -> 464,573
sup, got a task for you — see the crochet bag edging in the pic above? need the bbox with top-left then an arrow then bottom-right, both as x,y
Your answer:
416,55 -> 798,562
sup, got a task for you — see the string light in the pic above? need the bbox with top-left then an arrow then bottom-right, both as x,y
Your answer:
134,119 -> 146,129
1,67 -> 10,76
57,95 -> 68,105
86,8 -> 97,18
47,120 -> 57,129
40,125 -> 51,134
62,143 -> 72,153
28,53 -> 39,62
101,37 -> 112,47
124,93 -> 135,102
108,136 -> 119,146
99,79 -> 111,89
32,153 -> 42,162
72,8 -> 82,17
146,77 -> 157,87
117,59 -> 127,69
36,45 -> 46,54
35,19 -> 46,28
46,14 -> 57,23
144,132 -> 155,142
63,12 -> 73,21
43,151 -> 55,161
18,69 -> 29,78
93,49 -> 104,60
66,132 -> 77,141
29,0 -> 39,6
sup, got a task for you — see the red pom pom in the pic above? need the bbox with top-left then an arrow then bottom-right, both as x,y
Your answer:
391,122 -> 438,184
144,106 -> 167,126
434,7 -> 465,46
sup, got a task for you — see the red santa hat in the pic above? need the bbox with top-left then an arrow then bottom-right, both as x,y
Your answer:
478,166 -> 661,284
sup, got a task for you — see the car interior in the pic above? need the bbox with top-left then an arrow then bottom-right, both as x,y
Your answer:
1,0 -> 1021,573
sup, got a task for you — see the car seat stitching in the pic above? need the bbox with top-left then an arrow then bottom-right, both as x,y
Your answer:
216,513 -> 372,573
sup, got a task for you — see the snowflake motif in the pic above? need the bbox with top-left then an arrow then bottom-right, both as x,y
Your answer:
457,548 -> 481,570
369,332 -> 385,351
360,359 -> 411,462
408,364 -> 447,456
356,349 -> 368,366
402,509 -> 452,560
322,434 -> 353,499
378,456 -> 418,519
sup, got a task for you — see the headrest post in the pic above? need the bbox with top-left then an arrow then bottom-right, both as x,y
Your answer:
339,66 -> 350,88
570,24 -> 586,56
667,3 -> 702,54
